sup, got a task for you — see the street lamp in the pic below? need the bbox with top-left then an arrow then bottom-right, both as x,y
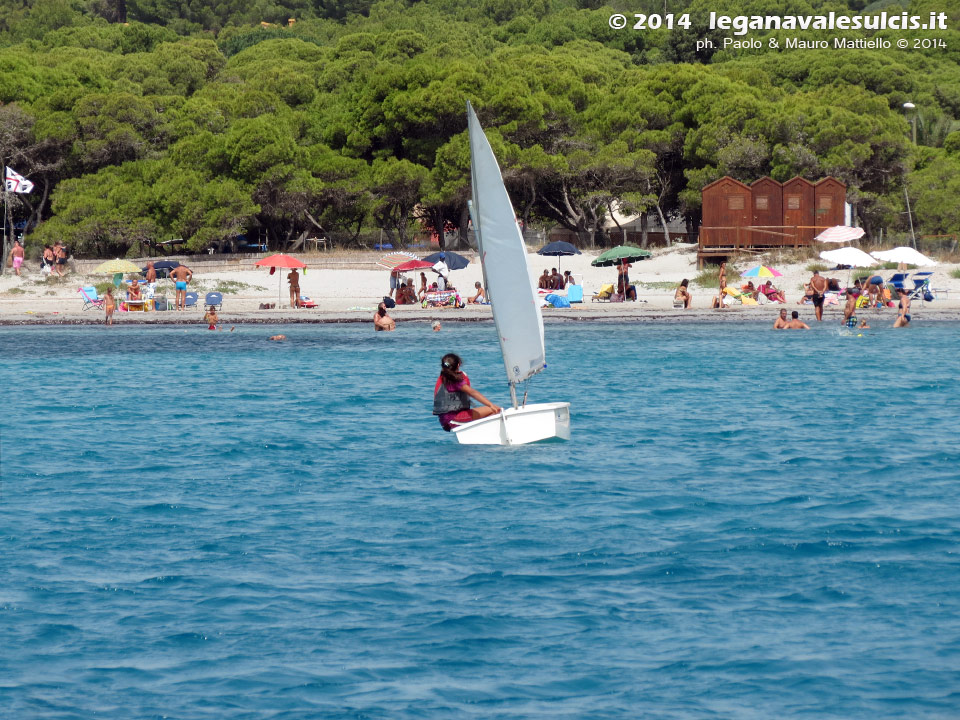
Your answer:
902,102 -> 918,248
903,102 -> 917,144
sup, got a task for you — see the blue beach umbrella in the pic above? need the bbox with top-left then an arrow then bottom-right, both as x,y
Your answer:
537,241 -> 581,274
423,251 -> 469,271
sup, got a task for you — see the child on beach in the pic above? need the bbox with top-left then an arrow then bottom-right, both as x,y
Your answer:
204,307 -> 221,330
104,288 -> 115,325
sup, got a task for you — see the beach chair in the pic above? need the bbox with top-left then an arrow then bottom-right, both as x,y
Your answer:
204,292 -> 223,310
567,285 -> 584,303
184,291 -> 199,309
888,273 -> 909,293
78,286 -> 104,311
909,272 -> 935,302
591,283 -> 615,302
722,287 -> 758,306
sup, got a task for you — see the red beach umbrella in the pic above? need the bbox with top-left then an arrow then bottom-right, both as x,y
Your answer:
392,259 -> 435,273
255,254 -> 308,306
255,253 -> 307,269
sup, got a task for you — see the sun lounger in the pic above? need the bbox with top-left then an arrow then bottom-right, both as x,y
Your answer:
184,291 -> 199,309
567,285 -> 584,303
591,283 -> 615,302
204,292 -> 223,310
910,272 -> 935,302
722,287 -> 758,306
78,286 -> 104,311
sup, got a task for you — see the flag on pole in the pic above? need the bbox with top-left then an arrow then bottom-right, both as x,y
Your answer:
5,166 -> 34,194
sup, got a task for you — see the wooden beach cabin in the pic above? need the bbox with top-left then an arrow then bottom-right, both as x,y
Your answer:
698,177 -> 751,261
698,175 -> 847,265
782,177 -> 816,243
750,177 -> 784,245
814,177 -> 846,231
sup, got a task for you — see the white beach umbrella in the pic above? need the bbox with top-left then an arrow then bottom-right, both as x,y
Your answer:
816,226 -> 866,243
819,247 -> 877,267
870,247 -> 938,266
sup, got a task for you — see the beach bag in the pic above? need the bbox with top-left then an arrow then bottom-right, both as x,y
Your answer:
382,296 -> 396,308
154,296 -> 168,311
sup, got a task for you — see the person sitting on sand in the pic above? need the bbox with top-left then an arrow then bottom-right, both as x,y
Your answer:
467,282 -> 486,304
104,287 -> 116,325
374,301 -> 396,331
433,353 -> 502,432
550,268 -> 564,290
773,308 -> 789,329
538,269 -> 551,289
564,271 -> 576,286
395,282 -> 414,305
759,280 -> 785,303
741,280 -> 756,298
674,279 -> 692,309
785,310 -> 810,329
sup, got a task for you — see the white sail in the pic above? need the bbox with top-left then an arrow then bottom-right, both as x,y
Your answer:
466,102 -> 545,387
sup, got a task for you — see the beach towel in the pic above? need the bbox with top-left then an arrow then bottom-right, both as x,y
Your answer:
544,293 -> 570,308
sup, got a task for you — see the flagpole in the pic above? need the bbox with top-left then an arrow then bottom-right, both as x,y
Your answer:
1,188 -> 8,277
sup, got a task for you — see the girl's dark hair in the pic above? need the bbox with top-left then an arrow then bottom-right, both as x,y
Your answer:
680,278 -> 689,288
440,353 -> 463,384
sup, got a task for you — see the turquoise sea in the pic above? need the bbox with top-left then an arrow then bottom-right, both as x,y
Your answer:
1,321 -> 959,719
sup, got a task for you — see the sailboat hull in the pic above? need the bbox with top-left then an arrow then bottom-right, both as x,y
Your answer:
451,403 -> 571,446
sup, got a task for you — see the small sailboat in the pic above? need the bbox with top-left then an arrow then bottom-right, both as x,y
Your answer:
451,103 -> 571,446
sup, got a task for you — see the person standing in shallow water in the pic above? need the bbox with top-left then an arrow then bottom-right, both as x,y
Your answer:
433,353 -> 501,431
373,301 -> 395,331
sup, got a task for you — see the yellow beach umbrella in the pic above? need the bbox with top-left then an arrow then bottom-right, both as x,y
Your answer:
94,258 -> 142,274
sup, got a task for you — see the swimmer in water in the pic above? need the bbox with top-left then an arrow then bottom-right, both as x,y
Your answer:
269,334 -> 286,341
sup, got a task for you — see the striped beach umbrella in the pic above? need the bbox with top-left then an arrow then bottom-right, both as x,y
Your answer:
815,226 -> 865,243
741,264 -> 783,278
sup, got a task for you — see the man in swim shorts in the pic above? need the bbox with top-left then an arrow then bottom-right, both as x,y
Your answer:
169,264 -> 193,310
807,270 -> 828,322
10,239 -> 24,276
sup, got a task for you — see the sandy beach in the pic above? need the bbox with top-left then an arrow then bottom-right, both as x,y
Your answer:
2,245 -> 959,325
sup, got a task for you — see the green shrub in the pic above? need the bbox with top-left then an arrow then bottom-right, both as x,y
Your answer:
950,268 -> 960,279
95,281 -> 117,295
693,267 -> 741,288
805,262 -> 829,272
214,280 -> 264,294
636,281 -> 678,290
